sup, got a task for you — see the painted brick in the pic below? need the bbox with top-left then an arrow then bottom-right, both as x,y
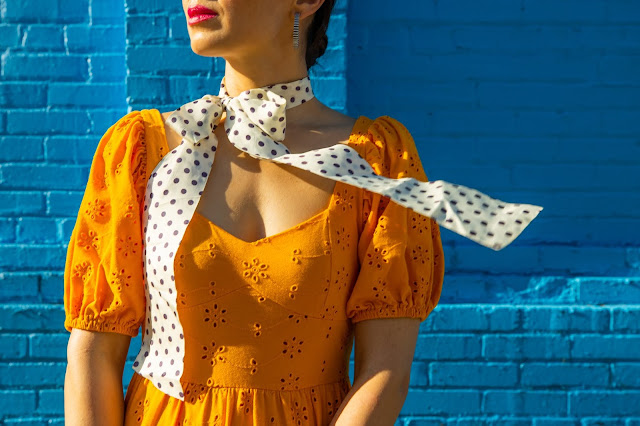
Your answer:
22,25 -> 65,50
3,54 -> 89,81
571,335 -> 640,360
0,305 -> 64,331
415,334 -> 482,360
0,136 -> 45,161
569,391 -> 640,416
0,362 -> 65,386
0,391 -> 36,415
37,389 -> 64,415
483,334 -> 570,361
522,306 -> 609,333
0,83 -> 47,107
89,54 -> 126,82
402,390 -> 481,415
611,363 -> 640,388
0,273 -> 39,301
65,25 -> 125,53
6,110 -> 91,135
48,83 -> 124,107
29,334 -> 68,360
430,362 -> 518,387
612,307 -> 640,333
484,391 -> 567,415
0,334 -> 28,359
0,24 -> 21,47
521,363 -> 609,387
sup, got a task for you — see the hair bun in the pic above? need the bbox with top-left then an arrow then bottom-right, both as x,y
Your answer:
305,1 -> 335,70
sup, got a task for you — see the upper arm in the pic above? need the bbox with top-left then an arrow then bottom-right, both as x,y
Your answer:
353,317 -> 420,390
67,328 -> 131,368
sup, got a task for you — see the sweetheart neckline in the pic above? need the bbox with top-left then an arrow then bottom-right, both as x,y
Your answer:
191,184 -> 337,245
151,108 -> 366,245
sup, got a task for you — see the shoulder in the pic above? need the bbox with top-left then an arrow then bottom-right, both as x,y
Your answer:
353,115 -> 422,179
91,111 -> 151,187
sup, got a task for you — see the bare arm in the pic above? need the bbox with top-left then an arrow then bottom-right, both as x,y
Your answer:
330,317 -> 420,426
64,329 -> 132,426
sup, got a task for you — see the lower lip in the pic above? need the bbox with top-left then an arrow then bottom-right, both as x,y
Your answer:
188,13 -> 218,25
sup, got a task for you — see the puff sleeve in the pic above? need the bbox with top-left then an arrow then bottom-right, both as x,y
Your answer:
63,111 -> 148,337
346,116 -> 445,323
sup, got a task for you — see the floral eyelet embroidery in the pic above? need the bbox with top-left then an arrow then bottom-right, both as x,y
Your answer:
364,246 -> 391,270
410,210 -> 430,235
242,257 -> 269,283
85,197 -> 109,222
334,188 -> 355,213
291,399 -> 309,424
117,235 -> 139,258
72,261 -> 93,283
411,243 -> 432,265
111,268 -> 132,290
335,225 -> 351,251
279,372 -> 301,390
282,336 -> 303,359
372,277 -> 389,301
202,303 -> 227,328
77,230 -> 99,251
201,341 -> 218,367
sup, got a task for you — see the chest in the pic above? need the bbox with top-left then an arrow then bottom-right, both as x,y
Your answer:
163,116 -> 357,244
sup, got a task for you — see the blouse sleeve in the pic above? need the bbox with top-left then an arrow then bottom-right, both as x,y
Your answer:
63,111 -> 148,337
346,116 -> 445,324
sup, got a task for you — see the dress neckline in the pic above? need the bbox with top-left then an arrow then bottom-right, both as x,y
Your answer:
151,109 -> 368,245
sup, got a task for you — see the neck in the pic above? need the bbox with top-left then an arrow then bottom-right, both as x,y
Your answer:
222,59 -> 309,97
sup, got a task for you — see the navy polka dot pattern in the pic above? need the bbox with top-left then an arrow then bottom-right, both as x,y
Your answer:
132,74 -> 544,401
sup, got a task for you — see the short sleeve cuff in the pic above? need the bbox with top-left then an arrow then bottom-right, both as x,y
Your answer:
350,304 -> 431,323
64,316 -> 140,337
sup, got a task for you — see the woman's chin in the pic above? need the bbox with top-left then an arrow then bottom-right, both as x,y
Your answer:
189,39 -> 223,57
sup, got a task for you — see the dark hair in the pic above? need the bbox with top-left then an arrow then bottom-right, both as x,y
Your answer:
305,0 -> 336,70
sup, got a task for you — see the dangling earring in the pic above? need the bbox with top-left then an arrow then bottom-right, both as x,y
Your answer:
293,12 -> 300,49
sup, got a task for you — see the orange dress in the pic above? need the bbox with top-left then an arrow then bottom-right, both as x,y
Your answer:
64,108 -> 445,425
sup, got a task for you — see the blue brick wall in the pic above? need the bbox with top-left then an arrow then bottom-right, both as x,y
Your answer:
346,0 -> 640,424
1,0 -> 639,424
0,0 -> 127,422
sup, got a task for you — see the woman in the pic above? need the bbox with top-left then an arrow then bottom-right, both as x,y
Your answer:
63,0 -> 542,424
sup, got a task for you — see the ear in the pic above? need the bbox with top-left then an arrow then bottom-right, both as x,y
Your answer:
295,0 -> 327,21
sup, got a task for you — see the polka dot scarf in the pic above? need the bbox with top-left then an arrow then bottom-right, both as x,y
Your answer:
132,74 -> 544,401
